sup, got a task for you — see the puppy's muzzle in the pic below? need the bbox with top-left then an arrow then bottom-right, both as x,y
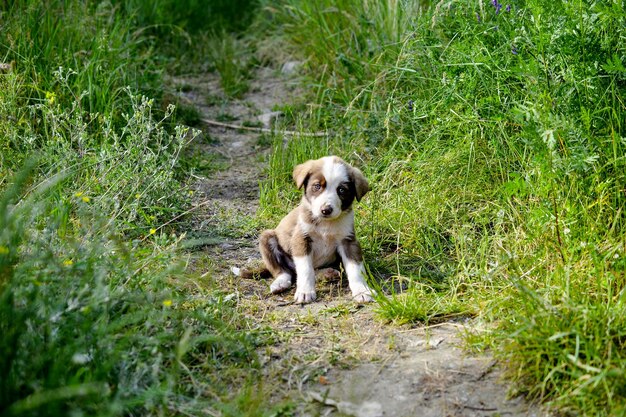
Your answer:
320,205 -> 334,217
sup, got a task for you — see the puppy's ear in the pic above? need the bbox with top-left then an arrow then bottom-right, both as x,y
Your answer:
350,166 -> 369,201
293,160 -> 315,189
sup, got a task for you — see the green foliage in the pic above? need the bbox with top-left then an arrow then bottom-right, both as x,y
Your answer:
497,265 -> 626,415
259,0 -> 626,413
264,0 -> 418,104
0,1 -> 194,232
0,168 -> 272,416
0,0 -> 158,119
1,69 -> 193,234
114,0 -> 260,81
117,0 -> 260,34
0,1 -> 282,415
206,33 -> 252,98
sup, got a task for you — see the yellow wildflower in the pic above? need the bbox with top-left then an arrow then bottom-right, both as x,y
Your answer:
162,299 -> 173,307
81,196 -> 90,203
149,228 -> 157,235
45,91 -> 56,105
63,259 -> 74,266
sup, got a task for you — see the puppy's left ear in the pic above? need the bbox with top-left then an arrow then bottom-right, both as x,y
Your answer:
293,160 -> 315,189
350,166 -> 369,201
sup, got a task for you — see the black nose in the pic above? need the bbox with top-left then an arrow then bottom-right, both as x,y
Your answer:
321,206 -> 333,216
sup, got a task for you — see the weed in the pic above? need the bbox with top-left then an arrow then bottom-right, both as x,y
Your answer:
0,167 -> 277,416
0,2 -> 192,233
207,33 -> 253,98
118,0 -> 260,34
259,0 -> 626,413
0,1 -> 288,415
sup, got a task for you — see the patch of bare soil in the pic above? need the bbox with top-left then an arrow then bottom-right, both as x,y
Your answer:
173,66 -> 549,417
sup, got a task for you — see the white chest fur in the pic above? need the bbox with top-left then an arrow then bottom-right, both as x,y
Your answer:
298,211 -> 355,268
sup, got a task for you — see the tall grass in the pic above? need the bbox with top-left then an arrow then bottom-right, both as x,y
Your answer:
117,0 -> 260,34
115,0 -> 260,91
1,1 -> 155,121
1,1 -> 282,415
264,0 -> 419,105
0,166 -> 273,416
0,0 -> 185,231
260,0 -> 626,413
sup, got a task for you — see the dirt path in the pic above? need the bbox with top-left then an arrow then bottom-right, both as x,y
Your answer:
173,67 -> 547,417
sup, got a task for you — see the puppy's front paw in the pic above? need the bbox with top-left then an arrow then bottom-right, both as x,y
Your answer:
353,291 -> 374,303
270,273 -> 292,294
294,289 -> 317,304
351,285 -> 375,303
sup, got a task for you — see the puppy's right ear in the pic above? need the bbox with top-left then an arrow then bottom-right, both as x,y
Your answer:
350,166 -> 369,201
293,160 -> 315,189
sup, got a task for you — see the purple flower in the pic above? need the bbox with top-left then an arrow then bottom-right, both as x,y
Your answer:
512,45 -> 518,55
506,4 -> 511,12
491,0 -> 502,14
476,12 -> 481,22
408,100 -> 414,111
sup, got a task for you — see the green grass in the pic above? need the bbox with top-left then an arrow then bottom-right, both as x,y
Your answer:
258,0 -> 626,414
4,0 -> 626,415
0,165 -> 278,417
0,0 -> 189,231
206,32 -> 253,98
0,1 -> 280,416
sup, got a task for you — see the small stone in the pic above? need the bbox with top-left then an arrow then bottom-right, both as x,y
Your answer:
428,337 -> 444,348
281,60 -> 302,75
223,293 -> 237,302
257,111 -> 283,128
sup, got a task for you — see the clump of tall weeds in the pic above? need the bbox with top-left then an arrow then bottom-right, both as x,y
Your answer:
0,164 -> 270,416
0,1 -> 280,416
260,0 -> 626,413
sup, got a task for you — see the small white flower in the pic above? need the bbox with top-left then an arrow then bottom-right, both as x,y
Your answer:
223,293 -> 237,303
72,353 -> 92,365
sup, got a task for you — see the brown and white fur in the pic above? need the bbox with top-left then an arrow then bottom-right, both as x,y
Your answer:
259,156 -> 373,304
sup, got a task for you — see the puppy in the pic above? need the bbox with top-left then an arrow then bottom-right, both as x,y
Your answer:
259,156 -> 374,304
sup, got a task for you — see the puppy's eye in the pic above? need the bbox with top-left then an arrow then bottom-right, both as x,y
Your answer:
312,183 -> 322,191
337,186 -> 346,195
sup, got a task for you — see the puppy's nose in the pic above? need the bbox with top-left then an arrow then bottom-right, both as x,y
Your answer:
321,206 -> 333,216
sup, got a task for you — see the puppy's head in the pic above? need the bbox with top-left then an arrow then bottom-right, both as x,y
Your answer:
293,156 -> 369,220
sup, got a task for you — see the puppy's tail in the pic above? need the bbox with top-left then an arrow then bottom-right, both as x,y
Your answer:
237,262 -> 272,279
